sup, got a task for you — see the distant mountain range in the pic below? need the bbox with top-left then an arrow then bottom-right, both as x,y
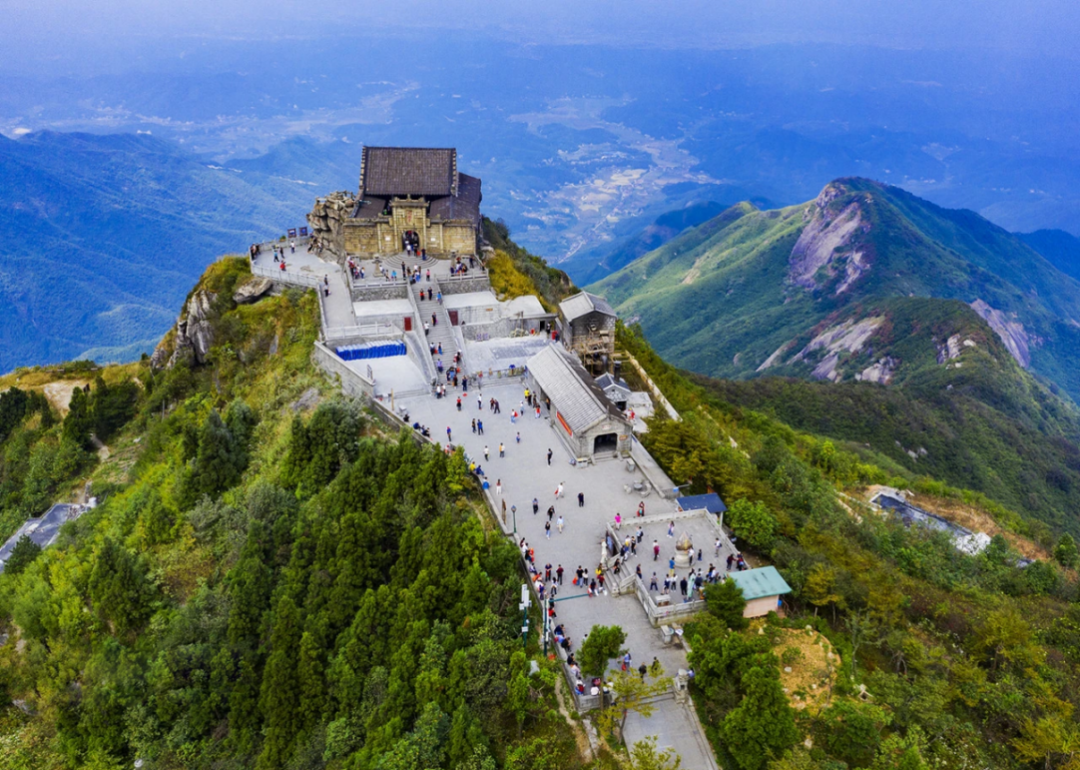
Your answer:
591,178 -> 1080,403
0,131 -> 359,373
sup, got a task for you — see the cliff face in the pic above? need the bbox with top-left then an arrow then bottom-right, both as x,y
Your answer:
788,184 -> 871,295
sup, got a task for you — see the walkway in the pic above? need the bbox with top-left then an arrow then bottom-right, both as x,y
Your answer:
398,379 -> 719,770
251,241 -> 353,328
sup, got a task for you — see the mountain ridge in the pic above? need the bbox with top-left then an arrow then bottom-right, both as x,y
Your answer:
592,177 -> 1080,401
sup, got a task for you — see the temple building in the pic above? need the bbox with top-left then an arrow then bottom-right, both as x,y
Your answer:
307,146 -> 482,260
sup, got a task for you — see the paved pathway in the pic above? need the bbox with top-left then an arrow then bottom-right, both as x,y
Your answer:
253,241 -> 353,327
399,379 -> 719,770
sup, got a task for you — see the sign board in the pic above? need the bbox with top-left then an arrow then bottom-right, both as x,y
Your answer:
288,228 -> 298,238
299,226 -> 309,237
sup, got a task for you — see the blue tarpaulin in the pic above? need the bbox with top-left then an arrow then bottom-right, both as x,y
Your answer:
676,492 -> 728,515
335,341 -> 407,361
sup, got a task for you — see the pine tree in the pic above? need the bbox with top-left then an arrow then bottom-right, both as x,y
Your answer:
704,579 -> 749,630
4,535 -> 42,576
721,666 -> 799,770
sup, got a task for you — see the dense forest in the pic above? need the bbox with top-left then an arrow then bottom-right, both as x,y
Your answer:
622,322 -> 1080,770
3,251 -> 1080,770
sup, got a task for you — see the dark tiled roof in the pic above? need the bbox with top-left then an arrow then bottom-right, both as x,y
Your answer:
352,195 -> 388,219
361,147 -> 456,197
429,173 -> 482,224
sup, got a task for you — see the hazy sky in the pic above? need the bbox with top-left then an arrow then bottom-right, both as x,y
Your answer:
2,0 -> 1078,60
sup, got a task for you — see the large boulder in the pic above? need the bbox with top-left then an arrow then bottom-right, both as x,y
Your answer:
233,277 -> 273,305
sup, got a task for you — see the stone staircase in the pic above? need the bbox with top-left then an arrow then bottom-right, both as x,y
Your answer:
412,279 -> 463,381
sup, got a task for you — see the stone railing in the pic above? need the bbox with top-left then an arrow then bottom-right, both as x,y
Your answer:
323,323 -> 401,343
621,351 -> 681,422
439,274 -> 492,294
251,262 -> 322,288
351,281 -> 410,302
632,575 -> 706,627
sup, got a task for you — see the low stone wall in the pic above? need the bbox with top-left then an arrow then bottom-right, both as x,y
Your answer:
439,275 -> 492,295
351,282 -> 409,302
312,341 -> 375,400
461,318 -> 549,341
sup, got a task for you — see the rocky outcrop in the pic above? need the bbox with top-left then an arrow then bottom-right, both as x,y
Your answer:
233,277 -> 273,305
790,316 -> 884,381
168,291 -> 217,367
789,184 -> 871,295
307,191 -> 355,264
856,356 -> 897,384
756,341 -> 794,372
935,334 -> 977,364
969,299 -> 1033,368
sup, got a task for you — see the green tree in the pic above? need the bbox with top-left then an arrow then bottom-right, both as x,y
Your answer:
720,666 -> 799,770
704,579 -> 749,630
726,499 -> 778,550
1054,534 -> 1078,569
88,538 -> 154,634
803,563 -> 845,620
4,534 -> 42,575
595,669 -> 673,742
183,409 -> 245,504
628,736 -> 682,770
579,625 -> 627,677
818,700 -> 891,767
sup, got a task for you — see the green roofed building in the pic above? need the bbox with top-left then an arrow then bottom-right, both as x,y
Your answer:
728,566 -> 792,618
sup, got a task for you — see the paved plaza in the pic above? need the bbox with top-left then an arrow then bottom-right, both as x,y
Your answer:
399,379 -> 719,770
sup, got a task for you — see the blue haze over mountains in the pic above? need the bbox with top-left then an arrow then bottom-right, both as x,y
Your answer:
3,1 -> 1080,371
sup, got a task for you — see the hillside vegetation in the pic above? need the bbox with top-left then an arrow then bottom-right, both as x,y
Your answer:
618,322 -> 1080,770
0,259 -> 581,770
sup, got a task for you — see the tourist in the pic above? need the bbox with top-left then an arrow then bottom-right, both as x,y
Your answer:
650,573 -> 659,591
477,420 -> 484,435
556,564 -> 564,584
557,515 -> 564,533
547,506 -> 555,521
533,498 -> 540,515
555,482 -> 564,499
637,502 -> 645,517
653,540 -> 660,561
446,426 -> 452,441
578,492 -> 585,507
667,521 -> 675,537
547,448 -> 553,466
484,445 -> 490,461
545,521 -> 551,538
516,431 -> 521,444
614,512 -> 622,530
456,397 -> 461,411
471,418 -> 476,433
496,479 -> 502,495
499,442 -> 505,458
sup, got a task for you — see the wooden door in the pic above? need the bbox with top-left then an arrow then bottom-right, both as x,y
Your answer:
404,316 -> 413,331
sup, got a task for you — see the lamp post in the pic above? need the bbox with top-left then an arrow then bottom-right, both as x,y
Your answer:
512,505 -> 518,535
